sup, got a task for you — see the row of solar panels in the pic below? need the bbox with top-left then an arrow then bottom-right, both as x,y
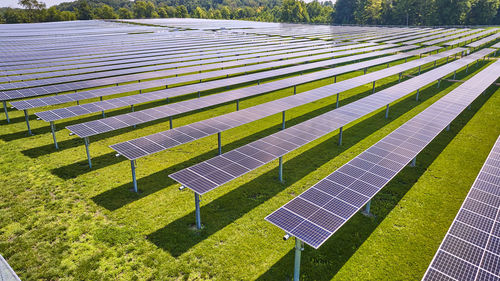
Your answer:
2,22 -> 500,280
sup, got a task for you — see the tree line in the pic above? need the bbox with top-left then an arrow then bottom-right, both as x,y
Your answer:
0,0 -> 499,25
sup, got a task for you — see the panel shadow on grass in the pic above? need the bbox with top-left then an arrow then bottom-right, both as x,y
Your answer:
144,82 -> 454,257
254,73 -> 497,281
90,76 -> 410,212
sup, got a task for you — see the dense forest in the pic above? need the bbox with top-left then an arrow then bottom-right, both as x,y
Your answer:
1,0 -> 499,25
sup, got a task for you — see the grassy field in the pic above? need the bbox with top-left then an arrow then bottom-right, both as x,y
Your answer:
0,50 -> 499,280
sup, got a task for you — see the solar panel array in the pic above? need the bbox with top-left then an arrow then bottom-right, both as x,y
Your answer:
444,29 -> 500,46
266,58 -> 500,249
0,39 -> 331,82
0,41 -> 356,92
0,43 -> 383,101
2,19 -> 500,279
423,134 -> 500,281
110,47 -> 458,161
65,45 -> 418,137
467,32 -> 500,48
14,42 -> 376,111
168,48 -> 494,195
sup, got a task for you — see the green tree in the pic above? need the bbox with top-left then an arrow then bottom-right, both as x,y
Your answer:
18,0 -> 45,22
334,0 -> 356,23
95,4 -> 117,19
176,5 -> 188,17
433,0 -> 470,25
4,8 -> 28,23
60,10 -> 76,21
75,0 -> 93,20
145,1 -> 158,18
281,0 -> 310,22
466,0 -> 500,24
118,7 -> 133,19
133,1 -> 147,18
46,6 -> 61,21
220,6 -> 231,19
193,6 -> 207,18
355,0 -> 382,24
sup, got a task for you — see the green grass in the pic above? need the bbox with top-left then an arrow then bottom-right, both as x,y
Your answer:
0,54 -> 499,281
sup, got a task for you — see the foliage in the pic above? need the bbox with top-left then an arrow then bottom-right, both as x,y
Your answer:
1,0 -> 500,26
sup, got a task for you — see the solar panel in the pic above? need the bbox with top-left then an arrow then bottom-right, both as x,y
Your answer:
1,38 -> 313,76
404,29 -> 470,45
422,135 -> 500,280
423,29 -> 485,46
110,47 -> 458,161
0,43 -> 381,101
267,58 -> 500,249
168,48 -> 495,196
0,42 -> 357,91
0,36 -> 295,70
0,40 -> 330,82
444,29 -> 499,46
65,45 -> 419,137
467,32 -> 500,48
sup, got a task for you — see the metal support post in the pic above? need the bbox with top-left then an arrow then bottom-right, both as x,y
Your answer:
24,110 -> 32,135
364,68 -> 367,75
169,116 -> 173,129
446,124 -> 450,131
50,121 -> 58,149
218,132 -> 222,155
198,91 -> 201,98
131,160 -> 138,193
336,94 -> 340,108
437,79 -> 441,88
418,66 -> 421,75
3,101 -> 10,123
466,64 -> 469,73
398,73 -> 402,83
84,137 -> 92,168
100,96 -> 105,118
293,238 -> 303,281
279,156 -> 283,183
282,111 -> 286,130
372,81 -> 376,94
236,99 -> 239,111
453,71 -> 456,80
410,157 -> 416,167
195,193 -> 202,229
362,200 -> 371,216
416,89 -> 420,101
294,85 -> 296,95
338,126 -> 343,146
334,75 -> 337,83
385,104 -> 389,119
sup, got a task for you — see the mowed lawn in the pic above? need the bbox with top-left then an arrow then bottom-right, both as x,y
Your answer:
0,52 -> 499,280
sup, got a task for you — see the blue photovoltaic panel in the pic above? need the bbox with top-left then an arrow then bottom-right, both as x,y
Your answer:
422,135 -> 500,280
266,58 -> 500,249
65,45 -> 420,137
1,43 -> 381,101
110,47 -> 456,161
168,48 -> 494,198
